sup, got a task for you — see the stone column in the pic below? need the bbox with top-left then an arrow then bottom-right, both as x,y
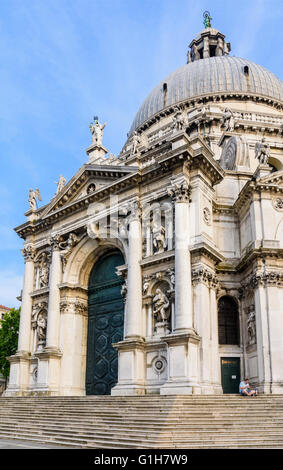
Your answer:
124,201 -> 143,339
17,244 -> 35,353
112,200 -> 145,395
5,244 -> 35,395
160,180 -> 201,395
168,180 -> 193,332
45,234 -> 63,352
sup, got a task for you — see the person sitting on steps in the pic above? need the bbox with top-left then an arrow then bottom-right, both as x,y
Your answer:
239,378 -> 258,396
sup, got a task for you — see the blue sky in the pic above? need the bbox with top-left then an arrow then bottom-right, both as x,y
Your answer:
0,0 -> 282,307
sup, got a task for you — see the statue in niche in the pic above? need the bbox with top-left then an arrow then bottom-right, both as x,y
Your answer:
221,108 -> 235,132
28,188 -> 42,211
55,175 -> 66,195
39,252 -> 49,288
255,138 -> 270,165
36,311 -> 47,342
153,288 -> 170,323
89,116 -> 106,146
247,305 -> 256,345
172,107 -> 186,131
32,303 -> 47,350
152,223 -> 167,254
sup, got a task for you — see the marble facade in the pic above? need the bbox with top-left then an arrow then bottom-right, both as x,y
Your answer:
5,25 -> 283,397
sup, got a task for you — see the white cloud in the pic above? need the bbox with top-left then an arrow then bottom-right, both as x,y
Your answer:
0,269 -> 22,308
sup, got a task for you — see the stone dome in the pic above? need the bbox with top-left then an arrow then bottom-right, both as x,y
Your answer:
129,56 -> 283,134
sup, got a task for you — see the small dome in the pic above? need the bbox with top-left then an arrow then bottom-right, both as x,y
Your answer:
129,56 -> 283,134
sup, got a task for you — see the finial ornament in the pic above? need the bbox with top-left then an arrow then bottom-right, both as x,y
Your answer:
203,11 -> 212,28
89,116 -> 106,146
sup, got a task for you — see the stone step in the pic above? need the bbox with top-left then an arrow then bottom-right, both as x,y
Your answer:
1,421 -> 283,437
1,396 -> 282,449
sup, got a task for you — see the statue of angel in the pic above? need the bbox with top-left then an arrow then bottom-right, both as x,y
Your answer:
89,116 -> 106,146
55,175 -> 66,194
255,138 -> 270,165
28,188 -> 42,211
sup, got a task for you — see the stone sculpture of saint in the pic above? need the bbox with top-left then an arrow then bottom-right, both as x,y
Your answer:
153,288 -> 170,323
247,307 -> 256,345
221,108 -> 235,132
255,138 -> 270,165
172,107 -> 186,131
28,188 -> 42,211
153,223 -> 167,254
132,131 -> 141,155
39,252 -> 49,288
55,175 -> 66,194
36,312 -> 47,341
89,117 -> 106,146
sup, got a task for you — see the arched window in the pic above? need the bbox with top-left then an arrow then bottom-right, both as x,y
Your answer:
218,296 -> 239,345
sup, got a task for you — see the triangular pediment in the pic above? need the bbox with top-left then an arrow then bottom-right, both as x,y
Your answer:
257,169 -> 283,187
41,163 -> 135,218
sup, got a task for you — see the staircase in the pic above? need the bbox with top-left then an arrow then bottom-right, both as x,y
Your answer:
0,395 -> 283,448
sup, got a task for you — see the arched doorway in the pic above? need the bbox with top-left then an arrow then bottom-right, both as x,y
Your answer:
86,250 -> 124,395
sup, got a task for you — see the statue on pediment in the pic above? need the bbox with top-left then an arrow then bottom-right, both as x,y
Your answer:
55,175 -> 66,194
28,188 -> 42,211
89,116 -> 106,146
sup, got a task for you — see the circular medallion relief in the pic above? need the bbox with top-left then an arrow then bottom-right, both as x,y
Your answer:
272,197 -> 283,211
153,357 -> 166,374
87,183 -> 96,194
203,207 -> 211,225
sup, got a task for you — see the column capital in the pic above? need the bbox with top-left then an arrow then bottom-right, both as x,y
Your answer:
49,233 -> 63,251
168,180 -> 191,203
21,244 -> 35,262
128,200 -> 141,222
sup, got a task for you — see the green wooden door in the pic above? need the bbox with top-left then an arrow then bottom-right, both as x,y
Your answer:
221,357 -> 240,394
86,251 -> 124,395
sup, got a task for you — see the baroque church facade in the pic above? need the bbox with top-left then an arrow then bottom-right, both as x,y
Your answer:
5,23 -> 283,397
